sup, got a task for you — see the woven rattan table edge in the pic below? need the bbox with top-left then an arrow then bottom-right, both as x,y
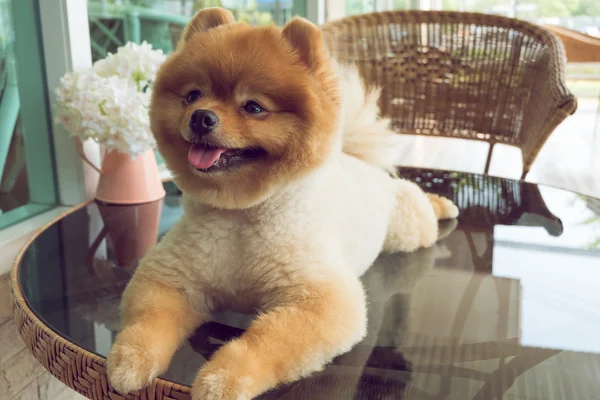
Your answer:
9,200 -> 192,400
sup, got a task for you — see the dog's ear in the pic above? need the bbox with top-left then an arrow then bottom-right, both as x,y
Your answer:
181,7 -> 235,42
282,17 -> 329,73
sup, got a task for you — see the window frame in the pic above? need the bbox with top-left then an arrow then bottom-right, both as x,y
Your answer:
0,0 -> 99,274
38,0 -> 101,206
1,0 -> 59,231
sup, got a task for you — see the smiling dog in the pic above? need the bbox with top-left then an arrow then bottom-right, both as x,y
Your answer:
106,8 -> 458,400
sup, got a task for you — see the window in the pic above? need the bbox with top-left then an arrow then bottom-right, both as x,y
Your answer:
86,1 -> 304,61
0,0 -> 59,229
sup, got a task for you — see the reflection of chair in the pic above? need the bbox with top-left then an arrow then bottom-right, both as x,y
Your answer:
398,167 -> 563,273
399,336 -> 560,399
394,171 -> 562,397
399,167 -> 563,235
322,11 -> 577,178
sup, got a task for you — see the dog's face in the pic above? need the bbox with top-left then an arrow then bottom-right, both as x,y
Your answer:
150,8 -> 340,209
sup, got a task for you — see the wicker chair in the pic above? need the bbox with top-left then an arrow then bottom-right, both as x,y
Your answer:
321,11 -> 578,179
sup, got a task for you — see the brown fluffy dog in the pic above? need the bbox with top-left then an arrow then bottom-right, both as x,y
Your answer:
150,10 -> 339,209
107,8 -> 458,400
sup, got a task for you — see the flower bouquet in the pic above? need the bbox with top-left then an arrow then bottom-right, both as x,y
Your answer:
55,41 -> 167,204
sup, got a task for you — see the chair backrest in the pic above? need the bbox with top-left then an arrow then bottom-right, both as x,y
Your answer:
322,11 -> 577,175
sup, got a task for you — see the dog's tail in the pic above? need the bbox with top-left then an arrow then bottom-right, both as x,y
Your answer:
336,63 -> 398,176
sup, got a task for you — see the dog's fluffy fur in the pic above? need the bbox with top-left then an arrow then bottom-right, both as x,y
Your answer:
107,8 -> 458,400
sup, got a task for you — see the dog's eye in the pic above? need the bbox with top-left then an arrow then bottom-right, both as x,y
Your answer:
186,90 -> 202,104
243,101 -> 265,115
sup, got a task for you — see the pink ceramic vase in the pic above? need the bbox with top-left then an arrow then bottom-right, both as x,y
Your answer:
76,141 -> 166,204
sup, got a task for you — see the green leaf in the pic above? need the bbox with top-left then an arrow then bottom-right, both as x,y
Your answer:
98,99 -> 107,116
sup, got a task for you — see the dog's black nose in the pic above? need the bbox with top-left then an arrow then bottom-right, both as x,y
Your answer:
189,109 -> 219,135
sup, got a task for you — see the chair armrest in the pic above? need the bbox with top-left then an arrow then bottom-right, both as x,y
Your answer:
516,28 -> 577,175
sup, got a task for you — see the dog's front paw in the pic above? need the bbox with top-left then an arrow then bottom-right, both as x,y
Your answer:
192,367 -> 254,400
192,340 -> 266,400
107,342 -> 159,394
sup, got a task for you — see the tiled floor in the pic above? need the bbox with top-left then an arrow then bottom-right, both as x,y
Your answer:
0,274 -> 84,400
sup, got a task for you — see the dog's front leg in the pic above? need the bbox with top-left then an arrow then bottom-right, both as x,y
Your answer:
107,266 -> 205,394
191,271 -> 367,400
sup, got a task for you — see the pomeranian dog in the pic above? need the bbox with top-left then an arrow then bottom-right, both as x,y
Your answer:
107,7 -> 458,400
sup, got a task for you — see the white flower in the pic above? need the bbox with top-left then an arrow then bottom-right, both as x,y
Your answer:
55,70 -> 155,156
55,41 -> 166,156
93,41 -> 166,91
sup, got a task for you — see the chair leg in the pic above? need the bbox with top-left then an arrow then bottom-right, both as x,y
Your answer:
521,148 -> 532,181
521,154 -> 531,180
484,142 -> 495,175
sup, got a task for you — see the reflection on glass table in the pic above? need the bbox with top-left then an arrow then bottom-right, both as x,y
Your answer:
14,168 -> 600,399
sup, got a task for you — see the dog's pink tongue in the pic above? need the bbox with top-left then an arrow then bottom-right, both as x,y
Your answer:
188,144 -> 227,169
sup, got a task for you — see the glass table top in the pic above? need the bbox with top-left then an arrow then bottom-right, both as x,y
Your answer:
17,167 -> 600,399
